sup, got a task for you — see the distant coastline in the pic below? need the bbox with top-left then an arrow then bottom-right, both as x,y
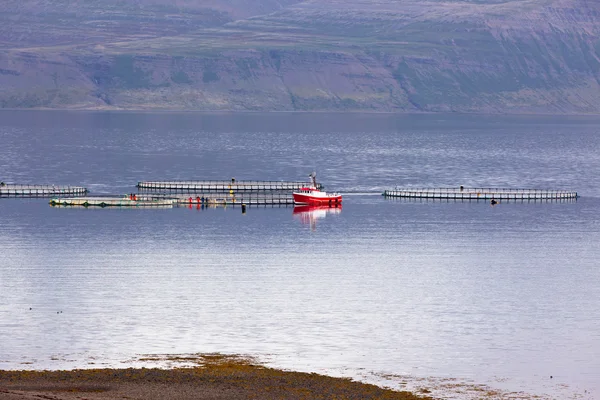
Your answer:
2,107 -> 600,117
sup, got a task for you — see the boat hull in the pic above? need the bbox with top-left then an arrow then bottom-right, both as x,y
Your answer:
293,193 -> 342,206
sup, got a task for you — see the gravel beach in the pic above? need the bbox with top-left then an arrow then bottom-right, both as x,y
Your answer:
0,355 -> 430,400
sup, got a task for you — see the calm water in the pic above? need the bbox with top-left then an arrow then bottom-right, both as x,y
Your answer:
1,111 -> 599,398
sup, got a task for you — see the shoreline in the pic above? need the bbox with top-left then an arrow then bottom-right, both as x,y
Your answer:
2,108 -> 600,118
0,354 -> 431,400
0,354 -> 565,400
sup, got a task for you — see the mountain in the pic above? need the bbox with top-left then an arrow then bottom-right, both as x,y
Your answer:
1,0 -> 600,113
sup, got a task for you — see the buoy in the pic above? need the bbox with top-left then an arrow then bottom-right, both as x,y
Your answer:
491,199 -> 498,205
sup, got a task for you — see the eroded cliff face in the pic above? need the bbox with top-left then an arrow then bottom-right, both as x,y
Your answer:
1,0 -> 600,113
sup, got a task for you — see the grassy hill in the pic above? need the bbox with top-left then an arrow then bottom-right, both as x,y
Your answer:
1,0 -> 600,113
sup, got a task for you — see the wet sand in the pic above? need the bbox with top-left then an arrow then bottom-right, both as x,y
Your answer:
0,355 -> 431,400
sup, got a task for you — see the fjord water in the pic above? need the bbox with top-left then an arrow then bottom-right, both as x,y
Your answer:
0,111 -> 599,398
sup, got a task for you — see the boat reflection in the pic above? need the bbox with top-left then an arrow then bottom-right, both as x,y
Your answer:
293,204 -> 342,231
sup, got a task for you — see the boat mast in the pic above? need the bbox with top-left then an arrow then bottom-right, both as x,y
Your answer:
309,172 -> 317,189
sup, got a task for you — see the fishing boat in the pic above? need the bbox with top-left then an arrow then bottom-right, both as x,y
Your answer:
292,173 -> 342,206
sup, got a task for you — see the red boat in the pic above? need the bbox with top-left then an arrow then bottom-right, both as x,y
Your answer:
292,173 -> 342,206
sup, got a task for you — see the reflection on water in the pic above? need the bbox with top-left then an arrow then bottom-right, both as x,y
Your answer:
293,205 -> 342,231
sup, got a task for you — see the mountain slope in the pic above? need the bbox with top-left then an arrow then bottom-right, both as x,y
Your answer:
1,0 -> 600,113
0,0 -> 303,48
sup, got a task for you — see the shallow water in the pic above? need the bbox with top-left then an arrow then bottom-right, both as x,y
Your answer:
0,111 -> 599,398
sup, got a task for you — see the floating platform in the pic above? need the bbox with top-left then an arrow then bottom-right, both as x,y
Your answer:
0,184 -> 87,197
383,187 -> 578,200
49,193 -> 293,208
49,196 -> 175,208
137,180 -> 322,192
158,193 -> 295,206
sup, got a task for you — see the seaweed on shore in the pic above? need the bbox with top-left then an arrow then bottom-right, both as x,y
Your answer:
0,354 -> 431,400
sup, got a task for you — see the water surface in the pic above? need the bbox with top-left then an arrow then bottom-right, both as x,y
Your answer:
0,111 -> 599,398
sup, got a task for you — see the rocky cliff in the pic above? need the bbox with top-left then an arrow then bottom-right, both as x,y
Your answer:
1,0 -> 600,113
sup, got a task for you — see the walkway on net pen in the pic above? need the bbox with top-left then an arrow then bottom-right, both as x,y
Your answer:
49,193 -> 294,208
137,180 -> 322,192
49,196 -> 176,208
150,193 -> 295,206
383,187 -> 578,200
0,184 -> 87,197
